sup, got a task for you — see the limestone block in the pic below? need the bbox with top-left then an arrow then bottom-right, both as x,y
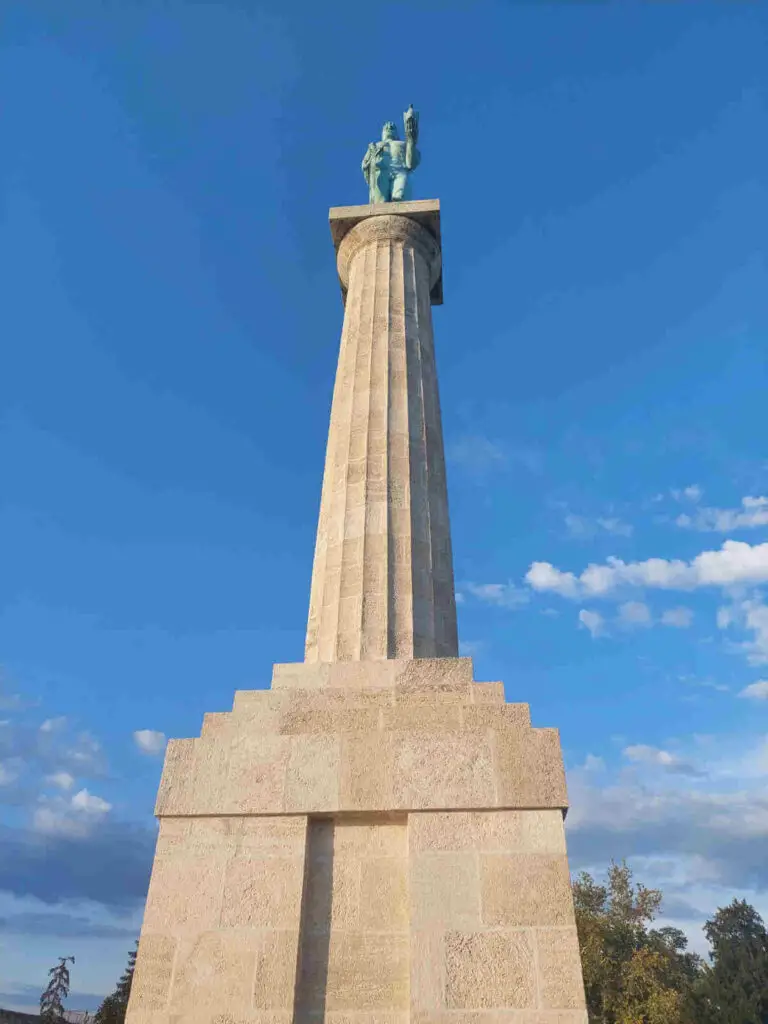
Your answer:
359,856 -> 409,931
239,815 -> 307,855
409,852 -> 481,929
201,712 -> 231,739
171,931 -> 261,1015
393,731 -> 495,809
472,681 -> 505,703
142,849 -> 229,934
325,932 -> 410,1011
409,809 -> 567,855
326,1016 -> 408,1024
410,930 -> 445,1012
480,854 -> 574,927
382,703 -> 462,732
395,679 -> 472,706
126,934 -> 176,1015
340,731 -> 395,810
154,739 -> 230,817
445,931 -> 536,1009
284,734 -> 341,811
226,734 -> 290,814
535,928 -> 587,1009
493,726 -> 568,808
220,851 -> 304,928
278,705 -> 380,735
472,809 -> 567,854
250,930 -> 302,1011
463,704 -> 530,730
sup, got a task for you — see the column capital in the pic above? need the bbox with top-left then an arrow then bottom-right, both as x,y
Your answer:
329,199 -> 443,305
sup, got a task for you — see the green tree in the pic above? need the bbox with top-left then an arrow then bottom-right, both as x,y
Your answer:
692,899 -> 768,1024
40,956 -> 75,1022
94,940 -> 138,1024
572,861 -> 702,1023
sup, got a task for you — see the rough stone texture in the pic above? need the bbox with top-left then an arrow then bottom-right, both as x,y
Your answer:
153,660 -> 567,818
127,204 -> 586,1022
305,205 -> 458,663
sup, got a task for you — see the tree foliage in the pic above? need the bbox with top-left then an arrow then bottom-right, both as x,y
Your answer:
94,940 -> 138,1024
692,899 -> 768,1024
40,956 -> 75,1022
573,862 -> 702,1023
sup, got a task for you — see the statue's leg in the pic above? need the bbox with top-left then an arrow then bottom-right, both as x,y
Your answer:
391,171 -> 409,201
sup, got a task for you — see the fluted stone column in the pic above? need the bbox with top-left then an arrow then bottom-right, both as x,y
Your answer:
306,202 -> 458,663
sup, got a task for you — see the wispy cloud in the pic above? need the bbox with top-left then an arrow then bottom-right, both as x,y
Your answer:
579,609 -> 606,638
671,484 -> 704,503
718,596 -> 768,664
677,496 -> 768,532
623,743 -> 704,777
463,582 -> 530,609
565,513 -> 633,539
447,435 -> 543,478
661,606 -> 695,628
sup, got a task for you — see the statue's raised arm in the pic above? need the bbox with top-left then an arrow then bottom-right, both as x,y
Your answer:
404,104 -> 420,171
361,105 -> 421,203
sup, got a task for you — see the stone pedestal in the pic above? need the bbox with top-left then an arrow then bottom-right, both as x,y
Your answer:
126,203 -> 587,1023
127,659 -> 587,1023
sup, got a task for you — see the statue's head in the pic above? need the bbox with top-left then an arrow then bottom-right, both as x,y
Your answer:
381,121 -> 398,141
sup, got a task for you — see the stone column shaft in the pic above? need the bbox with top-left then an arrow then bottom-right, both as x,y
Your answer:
305,211 -> 458,662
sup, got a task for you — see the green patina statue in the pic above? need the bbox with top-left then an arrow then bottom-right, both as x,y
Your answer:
362,105 -> 420,203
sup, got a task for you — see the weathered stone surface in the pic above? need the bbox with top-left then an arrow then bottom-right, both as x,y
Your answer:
480,854 -> 574,927
326,933 -> 410,1011
410,851 -> 481,929
393,731 -> 496,809
125,934 -> 176,1015
536,928 -> 588,1009
445,931 -> 536,1009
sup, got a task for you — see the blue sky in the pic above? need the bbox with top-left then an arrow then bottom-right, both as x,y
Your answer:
1,0 -> 766,1009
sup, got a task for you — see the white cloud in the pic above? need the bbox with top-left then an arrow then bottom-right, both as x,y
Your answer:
623,744 -> 702,776
39,716 -> 67,733
133,729 -> 167,756
71,788 -> 112,815
739,681 -> 768,701
677,496 -> 768,532
527,561 -> 579,597
526,540 -> 768,598
33,788 -> 112,837
618,601 -> 652,628
46,771 -> 75,791
579,609 -> 606,638
661,606 -> 694,628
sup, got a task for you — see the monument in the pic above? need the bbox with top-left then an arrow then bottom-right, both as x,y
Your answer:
126,107 -> 588,1024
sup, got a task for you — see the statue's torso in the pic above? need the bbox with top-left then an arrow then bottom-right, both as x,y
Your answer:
377,139 -> 407,171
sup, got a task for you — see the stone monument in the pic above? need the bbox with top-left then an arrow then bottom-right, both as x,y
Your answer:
126,108 -> 588,1024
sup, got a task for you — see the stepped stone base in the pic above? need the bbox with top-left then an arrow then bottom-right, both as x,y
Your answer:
126,658 -> 587,1024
